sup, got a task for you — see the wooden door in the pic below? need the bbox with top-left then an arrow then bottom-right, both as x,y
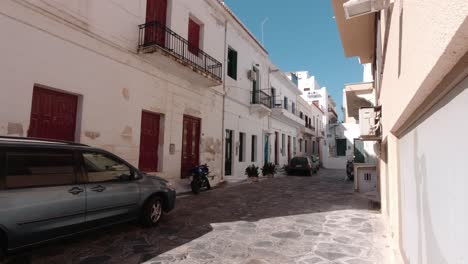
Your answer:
181,115 -> 201,178
145,0 -> 167,46
29,86 -> 78,141
287,136 -> 291,162
188,18 -> 200,55
139,111 -> 161,172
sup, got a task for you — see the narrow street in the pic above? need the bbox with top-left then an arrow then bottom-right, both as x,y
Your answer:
7,170 -> 395,264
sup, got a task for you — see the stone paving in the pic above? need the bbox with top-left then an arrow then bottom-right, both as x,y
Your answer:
5,169 -> 397,264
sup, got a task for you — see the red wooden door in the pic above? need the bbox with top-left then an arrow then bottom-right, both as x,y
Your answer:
188,18 -> 200,55
139,111 -> 161,172
181,115 -> 201,178
29,86 -> 78,141
145,0 -> 167,46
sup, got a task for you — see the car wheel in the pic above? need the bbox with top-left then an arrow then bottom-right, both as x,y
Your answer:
141,196 -> 164,227
0,233 -> 6,261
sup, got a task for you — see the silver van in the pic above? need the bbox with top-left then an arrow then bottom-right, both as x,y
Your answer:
0,136 -> 176,258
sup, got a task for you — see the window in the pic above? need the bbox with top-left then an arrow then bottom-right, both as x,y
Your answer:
304,88 -> 310,91
281,134 -> 285,156
305,115 -> 308,127
271,87 -> 277,106
239,132 -> 245,162
292,102 -> 296,114
251,135 -> 257,162
305,140 -> 308,153
188,18 -> 201,55
5,149 -> 75,189
300,112 -> 303,119
83,152 -> 132,183
299,139 -> 302,152
284,97 -> 288,110
227,48 -> 238,80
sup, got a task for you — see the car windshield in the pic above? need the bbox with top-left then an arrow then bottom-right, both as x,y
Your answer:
290,157 -> 308,166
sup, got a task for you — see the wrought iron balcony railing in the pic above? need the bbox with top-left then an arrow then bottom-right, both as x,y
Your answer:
138,20 -> 223,81
251,90 -> 272,108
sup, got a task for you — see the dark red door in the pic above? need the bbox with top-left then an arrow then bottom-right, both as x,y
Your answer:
145,0 -> 167,46
188,18 -> 200,55
139,111 -> 161,172
274,132 -> 279,165
28,86 -> 78,141
181,115 -> 201,178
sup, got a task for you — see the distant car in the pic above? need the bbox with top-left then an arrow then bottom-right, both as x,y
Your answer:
286,156 -> 317,176
0,136 -> 176,258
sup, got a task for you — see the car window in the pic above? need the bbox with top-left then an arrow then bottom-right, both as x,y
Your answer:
290,157 -> 308,166
82,152 -> 132,183
5,149 -> 75,189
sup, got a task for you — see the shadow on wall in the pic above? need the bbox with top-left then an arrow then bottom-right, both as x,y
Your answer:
412,130 -> 446,263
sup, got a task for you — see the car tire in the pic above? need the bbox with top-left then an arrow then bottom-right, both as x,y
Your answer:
0,233 -> 6,261
141,196 -> 164,227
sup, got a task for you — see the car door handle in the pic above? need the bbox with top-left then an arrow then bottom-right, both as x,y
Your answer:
91,185 -> 106,192
68,187 -> 84,195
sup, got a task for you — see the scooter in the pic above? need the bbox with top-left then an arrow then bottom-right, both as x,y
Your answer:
190,164 -> 211,194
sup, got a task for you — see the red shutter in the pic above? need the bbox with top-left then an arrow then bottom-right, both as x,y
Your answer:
29,86 -> 78,141
145,0 -> 167,46
188,19 -> 200,55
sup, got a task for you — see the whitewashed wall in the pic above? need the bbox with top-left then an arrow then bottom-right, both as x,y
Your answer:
0,0 -> 226,191
398,77 -> 468,264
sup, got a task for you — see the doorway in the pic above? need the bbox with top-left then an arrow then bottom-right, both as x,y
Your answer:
225,129 -> 233,176
139,111 -> 161,172
181,115 -> 201,178
145,0 -> 168,46
274,132 -> 279,165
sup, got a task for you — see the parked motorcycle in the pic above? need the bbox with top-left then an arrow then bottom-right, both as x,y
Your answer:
190,164 -> 211,194
346,160 -> 354,181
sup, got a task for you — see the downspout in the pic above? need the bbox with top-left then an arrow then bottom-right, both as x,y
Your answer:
220,18 -> 228,181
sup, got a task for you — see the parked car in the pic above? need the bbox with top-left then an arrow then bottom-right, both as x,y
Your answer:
286,156 -> 317,176
310,155 -> 320,173
0,136 -> 176,258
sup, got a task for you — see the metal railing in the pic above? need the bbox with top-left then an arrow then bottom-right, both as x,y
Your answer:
138,20 -> 223,81
251,90 -> 272,108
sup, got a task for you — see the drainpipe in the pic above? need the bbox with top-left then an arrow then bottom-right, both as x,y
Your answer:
220,18 -> 228,181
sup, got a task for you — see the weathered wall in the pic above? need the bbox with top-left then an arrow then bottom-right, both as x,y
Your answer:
398,77 -> 468,263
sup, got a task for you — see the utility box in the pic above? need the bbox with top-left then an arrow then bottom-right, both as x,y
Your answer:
354,165 -> 377,193
359,107 -> 377,136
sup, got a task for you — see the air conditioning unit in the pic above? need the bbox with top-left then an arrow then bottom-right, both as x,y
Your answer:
247,70 -> 257,81
343,0 -> 388,19
359,107 -> 378,137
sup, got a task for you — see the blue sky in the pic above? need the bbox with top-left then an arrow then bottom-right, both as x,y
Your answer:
223,0 -> 363,121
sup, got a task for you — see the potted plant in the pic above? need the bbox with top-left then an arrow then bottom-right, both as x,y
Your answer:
245,164 -> 259,182
261,162 -> 277,178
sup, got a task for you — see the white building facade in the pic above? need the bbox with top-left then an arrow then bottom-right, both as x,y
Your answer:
0,0 -> 232,191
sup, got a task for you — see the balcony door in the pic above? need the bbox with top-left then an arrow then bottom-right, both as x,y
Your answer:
145,0 -> 167,46
181,115 -> 201,178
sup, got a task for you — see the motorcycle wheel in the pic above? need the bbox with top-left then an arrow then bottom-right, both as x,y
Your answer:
191,180 -> 201,194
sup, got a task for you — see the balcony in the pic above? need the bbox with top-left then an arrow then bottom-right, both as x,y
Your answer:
301,126 -> 315,136
138,20 -> 222,85
272,104 -> 304,127
250,90 -> 272,117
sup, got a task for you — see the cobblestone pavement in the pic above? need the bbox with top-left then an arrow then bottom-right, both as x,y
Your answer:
5,169 -> 397,264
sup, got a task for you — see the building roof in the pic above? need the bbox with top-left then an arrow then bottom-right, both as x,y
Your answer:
331,0 -> 376,64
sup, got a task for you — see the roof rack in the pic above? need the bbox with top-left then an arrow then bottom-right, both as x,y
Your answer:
0,136 -> 89,147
